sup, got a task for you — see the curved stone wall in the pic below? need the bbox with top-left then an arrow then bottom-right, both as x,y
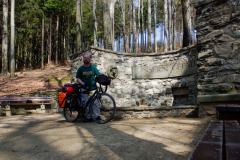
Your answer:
70,46 -> 198,108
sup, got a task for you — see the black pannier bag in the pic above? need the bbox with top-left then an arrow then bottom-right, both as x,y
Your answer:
95,74 -> 111,86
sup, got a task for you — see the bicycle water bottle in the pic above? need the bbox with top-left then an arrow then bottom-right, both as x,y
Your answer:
81,96 -> 85,105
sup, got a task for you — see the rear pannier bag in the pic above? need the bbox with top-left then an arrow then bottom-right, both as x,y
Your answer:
95,74 -> 111,86
58,92 -> 67,108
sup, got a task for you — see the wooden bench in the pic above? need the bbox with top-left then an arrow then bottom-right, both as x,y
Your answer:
189,120 -> 240,160
0,97 -> 52,116
216,104 -> 240,121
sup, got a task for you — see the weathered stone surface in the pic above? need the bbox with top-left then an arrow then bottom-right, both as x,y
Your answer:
196,0 -> 240,100
71,46 -> 197,108
224,24 -> 240,38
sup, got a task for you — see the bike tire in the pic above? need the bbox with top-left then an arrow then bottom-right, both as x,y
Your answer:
63,96 -> 80,122
90,93 -> 116,124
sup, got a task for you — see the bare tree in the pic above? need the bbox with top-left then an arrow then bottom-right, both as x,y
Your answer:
137,0 -> 140,50
76,0 -> 83,52
147,0 -> 151,52
48,14 -> 52,64
103,0 -> 116,50
10,0 -> 15,77
172,0 -> 177,50
132,0 -> 137,53
121,0 -> 127,52
2,0 -> 8,76
41,15 -> 45,69
141,0 -> 144,52
181,0 -> 193,47
168,0 -> 172,51
55,15 -> 59,66
93,0 -> 98,47
164,0 -> 168,52
154,0 -> 157,53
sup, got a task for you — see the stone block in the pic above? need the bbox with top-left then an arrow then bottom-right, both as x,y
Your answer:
197,93 -> 240,103
41,104 -> 46,114
224,24 -> 240,38
18,108 -> 26,115
5,105 -> 12,117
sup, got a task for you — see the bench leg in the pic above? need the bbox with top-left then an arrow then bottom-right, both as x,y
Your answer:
5,105 -> 12,117
41,104 -> 46,113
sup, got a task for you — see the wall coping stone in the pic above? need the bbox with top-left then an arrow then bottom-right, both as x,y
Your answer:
197,93 -> 240,103
70,45 -> 196,59
116,105 -> 198,111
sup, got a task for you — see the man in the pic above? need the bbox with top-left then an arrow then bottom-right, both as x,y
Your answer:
76,54 -> 100,90
76,54 -> 100,121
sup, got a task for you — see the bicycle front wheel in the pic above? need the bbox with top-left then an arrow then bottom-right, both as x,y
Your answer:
90,93 -> 116,124
64,97 -> 80,122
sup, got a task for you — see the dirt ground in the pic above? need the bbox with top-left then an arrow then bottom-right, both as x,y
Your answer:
0,114 -> 211,160
0,66 -> 71,96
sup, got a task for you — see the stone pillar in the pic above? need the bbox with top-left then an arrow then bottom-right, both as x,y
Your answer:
5,105 -> 12,117
41,104 -> 46,113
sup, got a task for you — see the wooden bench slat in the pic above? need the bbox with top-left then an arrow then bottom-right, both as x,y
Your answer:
189,120 -> 223,160
0,97 -> 52,102
0,103 -> 51,106
225,121 -> 240,160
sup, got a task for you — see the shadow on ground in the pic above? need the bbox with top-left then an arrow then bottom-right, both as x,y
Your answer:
0,114 -> 210,160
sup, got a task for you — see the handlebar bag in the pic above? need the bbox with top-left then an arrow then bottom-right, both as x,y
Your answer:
95,74 -> 111,86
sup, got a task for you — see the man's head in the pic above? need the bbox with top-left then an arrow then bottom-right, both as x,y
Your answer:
83,54 -> 91,65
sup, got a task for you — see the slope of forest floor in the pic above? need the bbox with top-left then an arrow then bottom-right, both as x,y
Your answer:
0,65 -> 71,96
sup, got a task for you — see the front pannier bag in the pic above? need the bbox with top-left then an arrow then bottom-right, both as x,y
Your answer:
58,92 -> 67,108
95,74 -> 111,86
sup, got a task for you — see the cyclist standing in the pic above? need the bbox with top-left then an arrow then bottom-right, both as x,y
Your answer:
76,54 -> 100,121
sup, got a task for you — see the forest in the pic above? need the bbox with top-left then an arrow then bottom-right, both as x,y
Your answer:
1,0 -> 197,77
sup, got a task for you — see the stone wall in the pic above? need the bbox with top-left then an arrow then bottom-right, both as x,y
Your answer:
195,0 -> 240,116
195,0 -> 240,95
70,46 -> 198,108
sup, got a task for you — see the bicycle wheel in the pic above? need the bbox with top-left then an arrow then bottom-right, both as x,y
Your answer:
90,93 -> 116,124
64,96 -> 80,122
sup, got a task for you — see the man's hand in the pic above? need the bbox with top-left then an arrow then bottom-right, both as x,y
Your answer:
82,84 -> 87,89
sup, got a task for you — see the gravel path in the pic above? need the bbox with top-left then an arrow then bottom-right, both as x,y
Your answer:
0,114 -> 210,160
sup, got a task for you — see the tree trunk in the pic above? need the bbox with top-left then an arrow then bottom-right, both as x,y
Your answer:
41,15 -> 45,70
128,3 -> 132,52
132,0 -> 137,53
10,0 -> 15,77
55,15 -> 59,66
103,0 -> 113,50
172,0 -> 177,50
2,0 -> 8,76
141,0 -> 144,52
164,0 -> 168,52
122,0 -> 127,52
181,0 -> 193,47
76,0 -> 83,52
137,0 -> 140,50
168,0 -> 172,51
154,0 -> 157,53
93,0 -> 98,47
48,14 -> 52,65
110,1 -> 115,50
67,16 -> 70,58
118,33 -> 120,51
147,0 -> 151,52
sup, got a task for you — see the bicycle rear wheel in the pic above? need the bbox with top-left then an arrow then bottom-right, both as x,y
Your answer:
90,93 -> 116,124
64,96 -> 80,122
